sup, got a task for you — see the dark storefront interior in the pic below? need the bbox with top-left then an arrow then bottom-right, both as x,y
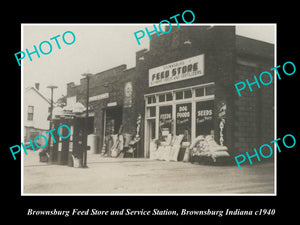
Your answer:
104,106 -> 123,136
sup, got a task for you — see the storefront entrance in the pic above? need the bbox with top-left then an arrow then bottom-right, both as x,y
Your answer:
104,106 -> 123,136
145,119 -> 155,158
144,83 -> 215,158
101,106 -> 123,156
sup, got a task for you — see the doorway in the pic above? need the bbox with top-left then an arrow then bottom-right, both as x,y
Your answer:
101,106 -> 123,156
105,106 -> 123,136
145,119 -> 156,158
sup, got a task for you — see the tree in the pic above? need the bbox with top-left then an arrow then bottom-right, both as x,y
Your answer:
56,95 -> 67,107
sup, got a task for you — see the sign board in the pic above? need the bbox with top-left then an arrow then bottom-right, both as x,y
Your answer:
124,82 -> 132,108
107,102 -> 117,107
149,54 -> 204,87
89,93 -> 109,102
217,100 -> 227,146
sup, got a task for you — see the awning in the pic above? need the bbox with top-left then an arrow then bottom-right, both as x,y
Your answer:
72,102 -> 86,114
52,102 -> 94,119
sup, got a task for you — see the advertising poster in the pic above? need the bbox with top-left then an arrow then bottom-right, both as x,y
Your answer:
159,105 -> 172,137
124,82 -> 133,108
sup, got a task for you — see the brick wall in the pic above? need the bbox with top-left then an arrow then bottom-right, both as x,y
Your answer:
135,26 -> 236,157
136,26 -> 274,157
66,65 -> 138,154
233,58 -> 274,154
65,27 -> 274,158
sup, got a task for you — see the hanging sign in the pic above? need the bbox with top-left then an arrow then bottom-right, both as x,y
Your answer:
218,101 -> 226,146
149,54 -> 204,87
124,82 -> 133,108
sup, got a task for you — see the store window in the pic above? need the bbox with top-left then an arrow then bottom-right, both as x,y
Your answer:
206,86 -> 215,96
195,88 -> 204,97
146,106 -> 156,118
159,94 -> 166,102
27,105 -> 34,121
147,95 -> 156,104
184,90 -> 192,99
159,105 -> 173,140
175,91 -> 183,100
166,93 -> 173,101
176,103 -> 191,142
195,100 -> 214,137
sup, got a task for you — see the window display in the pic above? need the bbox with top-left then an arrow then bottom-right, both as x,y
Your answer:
145,84 -> 216,163
159,105 -> 173,140
176,103 -> 191,142
196,100 -> 214,136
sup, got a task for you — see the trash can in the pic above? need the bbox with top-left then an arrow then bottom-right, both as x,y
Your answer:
39,149 -> 49,162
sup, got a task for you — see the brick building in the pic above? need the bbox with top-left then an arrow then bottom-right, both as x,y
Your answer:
135,26 -> 274,158
66,64 -> 139,155
65,26 -> 274,160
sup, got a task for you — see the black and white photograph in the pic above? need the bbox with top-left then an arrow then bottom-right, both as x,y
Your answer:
4,4 -> 299,224
21,24 -> 276,195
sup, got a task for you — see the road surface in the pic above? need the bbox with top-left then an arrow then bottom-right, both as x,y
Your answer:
23,150 -> 275,195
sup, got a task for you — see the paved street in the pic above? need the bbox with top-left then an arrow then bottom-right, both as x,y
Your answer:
23,150 -> 275,195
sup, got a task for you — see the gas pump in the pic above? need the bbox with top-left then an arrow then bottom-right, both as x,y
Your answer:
69,118 -> 84,167
48,120 -> 59,164
57,119 -> 71,165
67,122 -> 74,167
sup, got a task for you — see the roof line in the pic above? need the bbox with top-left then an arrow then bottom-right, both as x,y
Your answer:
25,87 -> 51,104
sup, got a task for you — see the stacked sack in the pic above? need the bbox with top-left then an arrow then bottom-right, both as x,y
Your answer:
150,135 -> 184,161
190,135 -> 230,163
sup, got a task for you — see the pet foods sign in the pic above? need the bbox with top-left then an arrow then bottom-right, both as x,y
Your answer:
149,54 -> 204,87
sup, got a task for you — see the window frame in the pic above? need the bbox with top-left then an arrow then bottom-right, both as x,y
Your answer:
27,105 -> 34,121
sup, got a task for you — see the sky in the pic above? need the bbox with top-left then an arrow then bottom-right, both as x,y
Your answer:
22,24 -> 275,102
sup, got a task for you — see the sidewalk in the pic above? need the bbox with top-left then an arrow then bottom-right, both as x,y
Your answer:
22,150 -> 275,195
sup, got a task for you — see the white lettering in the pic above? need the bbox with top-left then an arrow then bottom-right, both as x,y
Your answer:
197,110 -> 212,117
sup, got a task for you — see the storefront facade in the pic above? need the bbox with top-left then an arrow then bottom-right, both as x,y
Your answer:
135,26 -> 274,158
66,64 -> 139,156
64,26 -> 274,160
143,82 -> 216,157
